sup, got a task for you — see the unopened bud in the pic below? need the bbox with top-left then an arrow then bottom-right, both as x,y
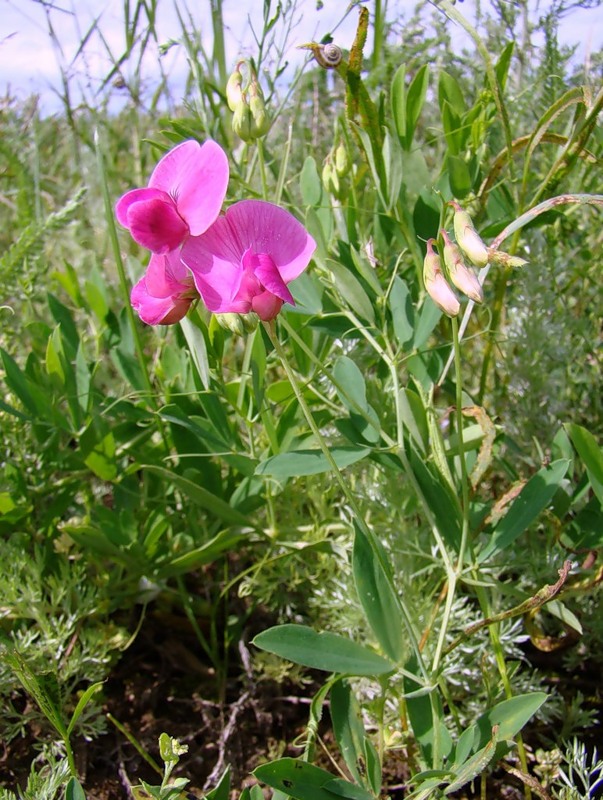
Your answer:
441,229 -> 483,304
449,200 -> 489,268
488,249 -> 529,268
334,142 -> 349,177
322,157 -> 340,196
232,98 -> 253,142
226,65 -> 244,112
423,238 -> 460,317
214,312 -> 259,335
249,83 -> 270,138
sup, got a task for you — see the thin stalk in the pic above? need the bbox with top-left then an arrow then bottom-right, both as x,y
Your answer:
265,321 -> 428,681
256,138 -> 270,200
94,131 -> 155,404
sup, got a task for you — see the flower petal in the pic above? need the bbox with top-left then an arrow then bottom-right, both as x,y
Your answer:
115,187 -> 168,228
251,292 -> 284,321
127,197 -> 189,254
149,140 -> 229,236
251,252 -> 294,305
222,200 -> 316,282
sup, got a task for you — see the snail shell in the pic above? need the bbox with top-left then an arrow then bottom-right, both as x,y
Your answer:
313,43 -> 342,69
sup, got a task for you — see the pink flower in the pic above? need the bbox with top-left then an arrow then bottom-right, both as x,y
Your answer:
181,200 -> 316,321
131,250 -> 198,325
115,140 -> 229,255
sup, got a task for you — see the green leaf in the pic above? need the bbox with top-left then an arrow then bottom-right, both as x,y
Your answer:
159,528 -> 244,577
252,624 -> 394,676
330,680 -> 381,794
480,460 -> 571,560
300,156 -> 323,206
447,155 -> 472,199
254,759 -> 372,800
565,423 -> 603,506
391,63 -> 408,143
389,277 -> 415,348
67,681 -> 104,736
205,767 -> 230,800
143,466 -> 252,527
438,70 -> 466,118
80,421 -> 117,481
255,446 -> 370,481
65,777 -> 87,800
404,660 -> 453,765
404,64 -> 430,150
495,42 -> 515,91
328,260 -> 376,324
352,523 -> 405,662
333,356 -> 368,412
45,325 -> 66,383
180,316 -> 210,390
473,693 -> 547,754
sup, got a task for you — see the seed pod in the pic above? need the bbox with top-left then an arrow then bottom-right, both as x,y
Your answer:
441,229 -> 484,304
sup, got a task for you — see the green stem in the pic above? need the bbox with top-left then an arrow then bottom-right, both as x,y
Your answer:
256,138 -> 269,200
266,320 -> 428,680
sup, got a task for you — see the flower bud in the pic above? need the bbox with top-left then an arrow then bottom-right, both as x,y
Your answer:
441,229 -> 483,304
322,157 -> 340,196
334,142 -> 349,177
214,312 -> 259,335
232,98 -> 253,142
226,65 -> 244,112
423,238 -> 460,317
488,249 -> 529,268
249,82 -> 270,139
449,200 -> 489,268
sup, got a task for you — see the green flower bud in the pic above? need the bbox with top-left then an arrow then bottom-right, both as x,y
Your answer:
226,65 -> 244,112
423,238 -> 460,317
441,229 -> 484,304
232,98 -> 253,142
449,200 -> 489,268
322,157 -> 340,196
334,142 -> 349,177
214,312 -> 259,335
249,83 -> 270,139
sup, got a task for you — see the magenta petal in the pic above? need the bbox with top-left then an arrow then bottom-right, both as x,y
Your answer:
222,200 -> 316,282
115,187 -> 168,228
127,197 -> 189,254
149,140 -> 229,236
253,253 -> 295,305
131,275 -> 176,325
251,292 -> 284,321
143,252 -> 189,297
181,224 -> 245,313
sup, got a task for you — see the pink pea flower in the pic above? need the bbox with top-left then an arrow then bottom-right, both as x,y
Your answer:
181,199 -> 316,322
115,140 -> 229,255
131,250 -> 199,325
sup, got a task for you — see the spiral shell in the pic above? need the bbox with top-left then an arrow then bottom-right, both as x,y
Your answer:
313,43 -> 343,69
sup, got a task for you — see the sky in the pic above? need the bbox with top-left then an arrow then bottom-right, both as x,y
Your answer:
1,0 -> 601,115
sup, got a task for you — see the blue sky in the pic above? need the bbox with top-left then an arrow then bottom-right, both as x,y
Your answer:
1,0 -> 601,114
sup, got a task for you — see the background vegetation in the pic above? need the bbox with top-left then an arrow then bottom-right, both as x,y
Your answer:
0,1 -> 602,798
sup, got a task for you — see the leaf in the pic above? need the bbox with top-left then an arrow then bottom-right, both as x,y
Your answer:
255,446 -> 370,481
389,277 -> 415,348
480,460 -> 571,560
180,316 -> 210,390
252,624 -> 394,676
330,679 -> 381,794
254,759 -> 373,800
143,466 -> 251,527
65,777 -> 87,800
205,767 -> 230,800
300,156 -> 323,206
404,659 -> 453,765
565,423 -> 603,506
391,63 -> 408,143
476,693 -> 547,750
352,523 -> 405,662
447,155 -> 472,199
159,528 -> 244,577
438,70 -> 466,118
404,64 -> 430,150
328,259 -> 376,325
80,422 -> 117,481
67,681 -> 104,736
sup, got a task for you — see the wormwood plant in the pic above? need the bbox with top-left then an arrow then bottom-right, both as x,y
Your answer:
0,0 -> 602,798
